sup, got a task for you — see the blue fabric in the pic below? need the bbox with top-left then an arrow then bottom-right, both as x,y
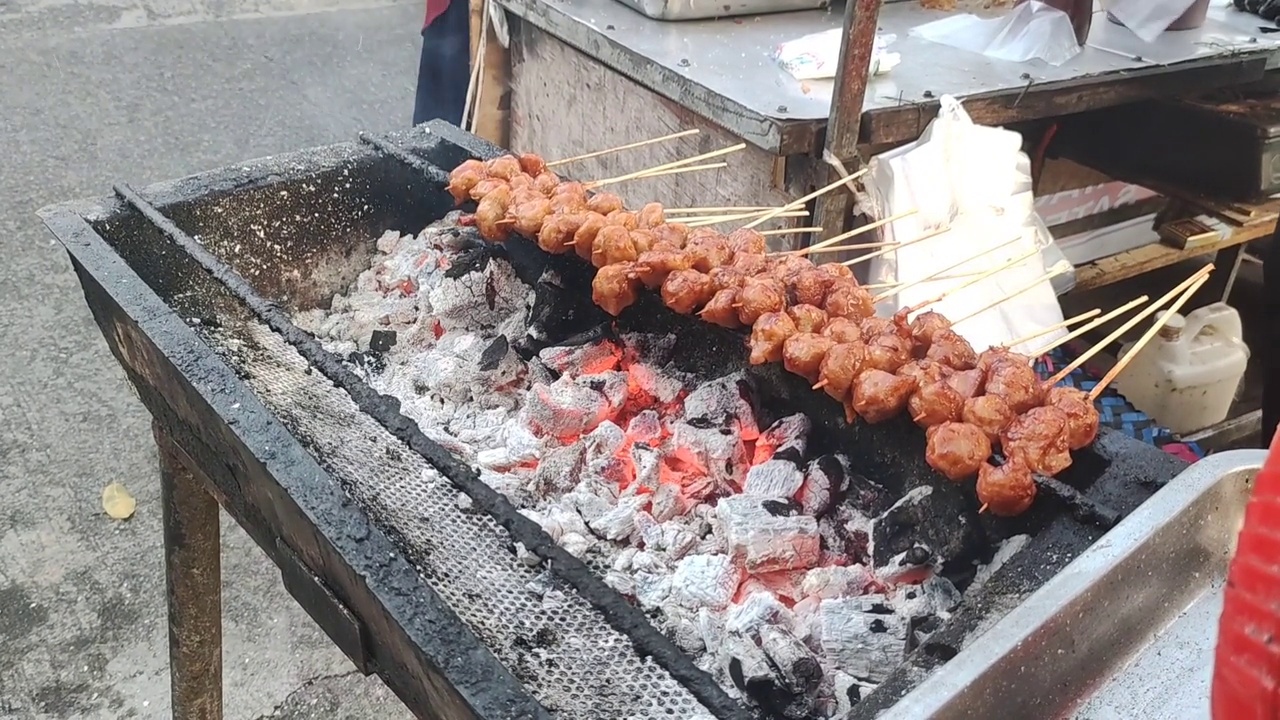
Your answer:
414,0 -> 470,127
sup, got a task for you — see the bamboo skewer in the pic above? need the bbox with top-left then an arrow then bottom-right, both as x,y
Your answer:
901,246 -> 1042,315
587,162 -> 728,189
1044,265 -> 1214,387
793,240 -> 895,256
1087,274 -> 1212,402
760,226 -> 822,236
1029,295 -> 1151,358
781,210 -> 919,257
841,226 -> 951,267
949,266 -> 1071,326
547,129 -> 700,168
1002,308 -> 1103,349
679,210 -> 809,224
586,143 -> 746,188
743,170 -> 869,230
871,237 -> 1024,304
665,205 -> 773,215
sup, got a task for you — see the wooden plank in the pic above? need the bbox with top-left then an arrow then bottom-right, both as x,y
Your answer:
1072,218 -> 1275,291
471,0 -> 510,146
508,21 -> 822,249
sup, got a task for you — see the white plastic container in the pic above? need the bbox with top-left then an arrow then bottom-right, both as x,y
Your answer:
1114,302 -> 1250,435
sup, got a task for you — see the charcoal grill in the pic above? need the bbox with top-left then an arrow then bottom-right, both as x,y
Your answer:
39,122 -> 1191,720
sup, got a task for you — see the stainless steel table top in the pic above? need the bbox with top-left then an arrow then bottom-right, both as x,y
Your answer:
498,0 -> 1280,153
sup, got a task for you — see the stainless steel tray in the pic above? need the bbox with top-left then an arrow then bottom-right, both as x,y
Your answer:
611,0 -> 828,23
882,448 -> 1267,720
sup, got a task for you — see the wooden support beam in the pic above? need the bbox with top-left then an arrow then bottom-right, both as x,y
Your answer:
468,0 -> 510,146
812,0 -> 881,242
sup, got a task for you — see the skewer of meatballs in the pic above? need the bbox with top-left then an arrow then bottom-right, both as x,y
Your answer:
446,155 -> 1114,518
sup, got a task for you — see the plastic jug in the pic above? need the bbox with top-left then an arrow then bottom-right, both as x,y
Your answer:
1114,302 -> 1250,435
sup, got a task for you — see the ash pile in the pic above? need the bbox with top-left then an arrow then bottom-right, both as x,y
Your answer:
295,214 -> 1024,718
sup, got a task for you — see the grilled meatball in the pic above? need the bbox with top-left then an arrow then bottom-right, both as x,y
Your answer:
517,153 -> 548,177
899,359 -> 951,388
686,236 -> 735,273
821,317 -> 862,344
729,252 -> 770,276
1045,386 -> 1100,451
909,311 -> 953,353
605,210 -> 639,231
976,458 -> 1037,517
593,263 -> 639,317
788,268 -> 833,308
587,192 -> 625,216
926,422 -> 992,482
728,228 -> 768,256
553,180 -> 588,203
945,368 -> 986,402
817,262 -> 855,281
468,177 -> 507,202
817,342 -> 867,402
865,333 -> 914,373
709,266 -> 748,293
852,369 -> 918,424
630,230 -> 660,255
633,249 -> 692,289
749,312 -> 797,365
509,197 -> 552,237
772,254 -> 815,280
787,304 -> 828,335
592,225 -> 638,268
700,288 -> 742,329
474,184 -> 513,242
736,277 -> 787,326
485,155 -> 523,180
783,333 -> 836,383
661,269 -> 717,315
572,213 -> 607,263
926,330 -> 978,371
825,281 -> 875,321
636,202 -> 666,230
962,394 -> 1015,446
446,159 -> 487,204
532,171 -> 560,196
1001,406 -> 1072,476
975,347 -> 1032,376
909,379 -> 964,428
537,213 -> 582,254
985,360 -> 1045,415
652,222 -> 689,249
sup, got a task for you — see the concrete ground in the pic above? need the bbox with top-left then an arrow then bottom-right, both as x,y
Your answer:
0,0 -> 423,716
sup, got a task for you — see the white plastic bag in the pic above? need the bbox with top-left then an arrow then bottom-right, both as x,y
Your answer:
860,96 -> 1069,356
1103,0 -> 1198,43
910,1 -> 1081,66
774,31 -> 899,81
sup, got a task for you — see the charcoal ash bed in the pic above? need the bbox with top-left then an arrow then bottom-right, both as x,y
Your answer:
40,121 -> 1189,720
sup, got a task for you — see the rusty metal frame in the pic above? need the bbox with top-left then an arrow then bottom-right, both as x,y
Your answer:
813,0 -> 883,241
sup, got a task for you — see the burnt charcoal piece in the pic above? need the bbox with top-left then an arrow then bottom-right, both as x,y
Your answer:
871,487 -> 985,569
902,546 -> 931,567
844,469 -> 895,517
369,329 -> 398,354
905,615 -> 943,654
444,242 -> 500,279
477,335 -> 507,370
759,625 -> 822,694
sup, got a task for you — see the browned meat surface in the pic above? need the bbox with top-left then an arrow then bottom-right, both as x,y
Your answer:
729,252 -> 770,276
736,277 -> 787,326
985,359 -> 1044,414
475,184 -> 513,242
509,197 -> 551,237
661,269 -> 717,315
977,458 -> 1037,517
446,160 -> 487,204
591,225 -> 638,268
817,262 -> 855,281
817,342 -> 867,402
975,347 -> 1032,376
485,155 -> 523,180
852,369 -> 917,423
1002,406 -> 1073,476
909,311 -> 952,353
783,333 -> 836,383
925,422 -> 992,482
709,267 -> 748,292
727,228 -> 768,255
587,192 -> 625,215
788,268 -> 833,308
652,223 -> 689,249
469,177 -> 507,202
700,288 -> 742,329
572,213 -> 607,263
749,312 -> 798,365
636,202 -> 666,230
962,394 -> 1015,446
605,210 -> 639,231
593,263 -> 639,317
517,153 -> 548,177
909,380 -> 964,428
686,236 -> 735,273
821,317 -> 862,344
1045,386 -> 1100,451
825,281 -> 875,321
532,171 -> 560,195
536,213 -> 582,254
925,330 -> 978,370
633,249 -> 692,289
945,368 -> 985,401
787,304 -> 829,334
865,333 -> 913,373
898,359 -> 952,388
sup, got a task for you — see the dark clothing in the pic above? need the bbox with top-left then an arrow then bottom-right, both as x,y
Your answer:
414,0 -> 470,127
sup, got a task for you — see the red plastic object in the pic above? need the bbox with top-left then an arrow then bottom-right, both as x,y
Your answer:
1212,430 -> 1280,719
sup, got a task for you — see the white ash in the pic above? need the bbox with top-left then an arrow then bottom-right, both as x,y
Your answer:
294,218 -> 1009,717
969,533 -> 1031,593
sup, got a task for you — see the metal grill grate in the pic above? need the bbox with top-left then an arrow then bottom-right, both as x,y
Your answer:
208,317 -> 717,719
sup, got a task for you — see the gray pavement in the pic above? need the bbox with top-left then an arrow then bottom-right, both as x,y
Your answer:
0,0 -> 424,716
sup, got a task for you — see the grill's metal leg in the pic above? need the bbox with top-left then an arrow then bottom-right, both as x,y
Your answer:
155,422 -> 224,720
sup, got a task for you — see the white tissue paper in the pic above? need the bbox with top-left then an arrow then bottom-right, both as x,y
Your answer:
1103,0 -> 1199,43
860,96 -> 1069,356
911,1 -> 1082,66
775,30 -> 900,81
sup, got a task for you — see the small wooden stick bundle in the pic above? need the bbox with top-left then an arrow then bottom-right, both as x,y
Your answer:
547,128 -> 700,168
1030,295 -> 1150,357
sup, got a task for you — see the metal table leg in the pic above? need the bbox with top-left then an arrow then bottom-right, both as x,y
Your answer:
155,422 -> 224,720
1207,243 -> 1246,303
